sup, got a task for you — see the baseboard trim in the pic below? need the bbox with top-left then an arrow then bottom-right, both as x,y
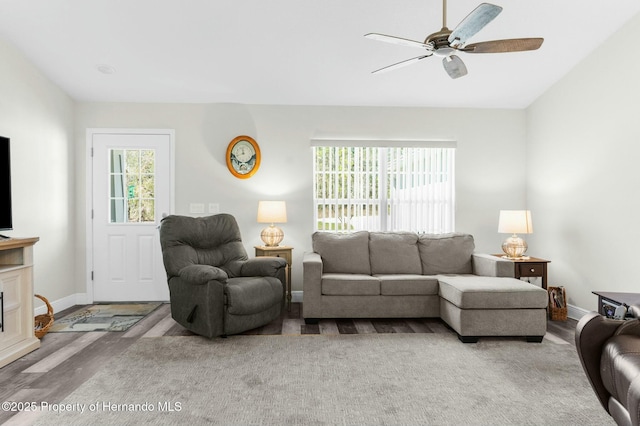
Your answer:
34,293 -> 88,316
567,303 -> 591,321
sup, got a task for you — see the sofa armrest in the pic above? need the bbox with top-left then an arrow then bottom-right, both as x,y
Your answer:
303,252 -> 323,318
179,264 -> 228,285
472,253 -> 515,277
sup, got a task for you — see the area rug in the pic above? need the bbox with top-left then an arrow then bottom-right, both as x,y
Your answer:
49,303 -> 162,332
35,333 -> 613,425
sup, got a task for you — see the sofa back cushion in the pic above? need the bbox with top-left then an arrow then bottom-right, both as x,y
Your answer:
312,231 -> 371,274
418,233 -> 475,275
369,232 -> 422,275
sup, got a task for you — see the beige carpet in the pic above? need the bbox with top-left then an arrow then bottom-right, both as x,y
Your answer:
35,333 -> 612,425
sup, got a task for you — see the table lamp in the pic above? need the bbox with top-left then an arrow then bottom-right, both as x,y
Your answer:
257,201 -> 287,247
498,210 -> 533,259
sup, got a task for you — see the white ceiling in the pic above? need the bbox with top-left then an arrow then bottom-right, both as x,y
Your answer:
1,0 -> 639,109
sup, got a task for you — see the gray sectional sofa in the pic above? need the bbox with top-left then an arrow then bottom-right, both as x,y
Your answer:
303,231 -> 548,343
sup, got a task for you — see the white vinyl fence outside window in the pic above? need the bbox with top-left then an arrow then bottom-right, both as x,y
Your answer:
312,142 -> 455,233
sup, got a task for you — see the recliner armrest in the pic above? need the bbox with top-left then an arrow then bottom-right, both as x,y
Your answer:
178,264 -> 228,285
168,275 -> 225,338
241,257 -> 287,278
575,312 -> 628,412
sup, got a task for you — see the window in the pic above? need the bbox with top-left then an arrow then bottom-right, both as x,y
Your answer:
109,149 -> 156,223
313,144 -> 455,233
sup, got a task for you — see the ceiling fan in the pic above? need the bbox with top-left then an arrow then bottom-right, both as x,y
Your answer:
365,0 -> 543,79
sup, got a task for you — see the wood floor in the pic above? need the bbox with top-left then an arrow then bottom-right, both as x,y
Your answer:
0,302 -> 578,425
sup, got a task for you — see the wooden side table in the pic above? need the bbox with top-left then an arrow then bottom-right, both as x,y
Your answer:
493,255 -> 550,289
255,245 -> 293,311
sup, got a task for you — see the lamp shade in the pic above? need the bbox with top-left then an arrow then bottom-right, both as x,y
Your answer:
498,210 -> 533,234
257,201 -> 287,224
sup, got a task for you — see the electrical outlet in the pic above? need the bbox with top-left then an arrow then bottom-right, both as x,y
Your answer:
209,203 -> 220,214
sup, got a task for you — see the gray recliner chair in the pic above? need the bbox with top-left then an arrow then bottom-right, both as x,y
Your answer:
159,214 -> 286,338
575,304 -> 640,425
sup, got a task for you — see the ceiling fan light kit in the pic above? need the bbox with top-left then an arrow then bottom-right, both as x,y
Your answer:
365,0 -> 544,79
443,55 -> 467,79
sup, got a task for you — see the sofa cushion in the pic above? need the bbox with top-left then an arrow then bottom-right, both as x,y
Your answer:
369,232 -> 422,275
437,275 -> 548,309
418,233 -> 475,275
377,275 -> 439,296
312,231 -> 371,274
321,273 -> 380,296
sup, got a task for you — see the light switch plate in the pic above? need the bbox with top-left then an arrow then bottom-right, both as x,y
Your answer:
189,203 -> 205,214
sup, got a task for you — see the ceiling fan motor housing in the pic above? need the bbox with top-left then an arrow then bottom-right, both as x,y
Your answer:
425,27 -> 456,57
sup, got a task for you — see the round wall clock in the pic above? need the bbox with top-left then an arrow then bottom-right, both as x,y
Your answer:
226,135 -> 261,179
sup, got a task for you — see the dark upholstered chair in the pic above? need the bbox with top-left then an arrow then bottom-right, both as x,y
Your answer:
159,214 -> 286,338
575,304 -> 640,425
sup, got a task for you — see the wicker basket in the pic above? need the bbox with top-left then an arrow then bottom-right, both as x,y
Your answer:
548,286 -> 568,321
34,294 -> 54,338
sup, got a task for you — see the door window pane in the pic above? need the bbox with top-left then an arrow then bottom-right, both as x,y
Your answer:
109,149 -> 156,223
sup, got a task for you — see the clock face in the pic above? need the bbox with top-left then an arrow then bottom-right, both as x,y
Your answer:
226,136 -> 261,179
232,141 -> 254,163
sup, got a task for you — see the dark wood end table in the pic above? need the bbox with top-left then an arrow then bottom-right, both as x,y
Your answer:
492,255 -> 550,289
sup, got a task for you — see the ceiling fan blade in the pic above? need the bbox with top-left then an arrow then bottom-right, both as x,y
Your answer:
371,54 -> 432,74
365,33 -> 433,50
460,38 -> 544,53
448,3 -> 502,47
442,55 -> 467,79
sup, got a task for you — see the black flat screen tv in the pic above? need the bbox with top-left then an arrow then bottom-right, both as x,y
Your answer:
0,136 -> 12,236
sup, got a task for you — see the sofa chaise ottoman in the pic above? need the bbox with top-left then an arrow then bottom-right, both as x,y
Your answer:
303,231 -> 548,343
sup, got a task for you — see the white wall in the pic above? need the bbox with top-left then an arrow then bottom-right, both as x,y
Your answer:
0,38 -> 76,308
527,12 -> 640,311
76,103 -> 527,292
7,6 -> 637,313
0,32 -> 533,306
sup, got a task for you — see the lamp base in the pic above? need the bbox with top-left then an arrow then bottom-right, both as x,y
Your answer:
501,255 -> 531,260
261,224 -> 284,247
501,234 -> 528,259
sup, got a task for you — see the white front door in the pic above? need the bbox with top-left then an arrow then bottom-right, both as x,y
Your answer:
89,130 -> 173,302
